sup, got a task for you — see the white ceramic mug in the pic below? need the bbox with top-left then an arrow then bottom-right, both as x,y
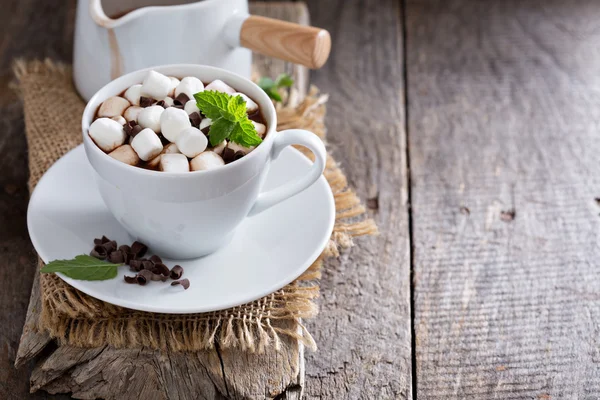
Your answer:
82,64 -> 327,259
74,0 -> 331,101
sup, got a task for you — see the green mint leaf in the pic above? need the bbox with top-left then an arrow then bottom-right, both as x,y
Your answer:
266,88 -> 282,102
275,73 -> 294,88
209,117 -> 236,147
258,77 -> 276,91
194,91 -> 230,120
230,119 -> 263,147
41,255 -> 120,281
227,95 -> 248,120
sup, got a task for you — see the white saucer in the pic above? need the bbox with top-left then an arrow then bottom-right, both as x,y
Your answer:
27,145 -> 334,314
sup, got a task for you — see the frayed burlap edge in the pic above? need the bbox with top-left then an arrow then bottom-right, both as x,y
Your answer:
15,59 -> 378,353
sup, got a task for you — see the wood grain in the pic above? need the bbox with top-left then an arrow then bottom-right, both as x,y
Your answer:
241,15 -> 331,69
301,0 -> 412,398
407,0 -> 600,398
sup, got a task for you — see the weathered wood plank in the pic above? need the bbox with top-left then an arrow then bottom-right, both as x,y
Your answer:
301,0 -> 412,399
407,0 -> 600,398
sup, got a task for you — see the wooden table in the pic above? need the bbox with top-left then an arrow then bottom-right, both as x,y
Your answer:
2,0 -> 600,398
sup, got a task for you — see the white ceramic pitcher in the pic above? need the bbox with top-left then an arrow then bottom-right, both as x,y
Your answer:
74,0 -> 331,101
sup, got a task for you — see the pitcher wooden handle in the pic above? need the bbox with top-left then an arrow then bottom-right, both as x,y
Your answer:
240,16 -> 331,69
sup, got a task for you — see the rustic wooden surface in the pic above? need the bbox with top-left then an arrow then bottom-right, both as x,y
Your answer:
407,0 -> 600,398
1,0 -> 413,399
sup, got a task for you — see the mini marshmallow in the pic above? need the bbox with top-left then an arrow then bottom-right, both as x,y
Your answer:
162,96 -> 174,107
131,128 -> 163,161
205,79 -> 236,94
124,84 -> 142,106
98,96 -> 130,118
160,153 -> 189,173
146,142 -> 180,169
252,121 -> 267,137
137,105 -> 164,132
190,151 -> 225,171
141,70 -> 171,100
124,106 -> 143,123
175,77 -> 204,100
89,118 -> 127,153
176,127 -> 208,158
160,107 -> 191,142
212,140 -> 226,155
233,92 -> 258,113
228,141 -> 255,154
199,118 -> 212,131
111,115 -> 126,125
167,77 -> 180,97
184,100 -> 200,115
109,144 -> 140,166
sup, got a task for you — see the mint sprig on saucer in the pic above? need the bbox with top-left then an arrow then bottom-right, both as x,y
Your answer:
194,91 -> 263,148
41,255 -> 120,281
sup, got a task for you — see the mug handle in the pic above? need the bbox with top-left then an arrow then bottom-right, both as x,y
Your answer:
248,129 -> 327,216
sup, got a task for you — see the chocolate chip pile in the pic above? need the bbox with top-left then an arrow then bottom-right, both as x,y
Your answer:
88,70 -> 267,172
90,236 -> 189,289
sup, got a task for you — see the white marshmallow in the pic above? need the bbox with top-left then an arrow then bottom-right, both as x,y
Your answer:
212,140 -> 226,155
176,127 -> 208,158
137,105 -> 164,132
146,142 -> 180,169
108,144 -> 140,166
124,84 -> 142,106
233,92 -> 258,113
175,77 -> 204,100
111,115 -> 126,125
167,77 -> 180,97
228,141 -> 255,154
184,100 -> 200,115
199,118 -> 212,131
162,96 -> 174,107
160,153 -> 189,173
190,151 -> 225,171
124,106 -> 143,123
252,121 -> 267,138
131,128 -> 163,161
160,107 -> 191,142
205,79 -> 236,94
98,96 -> 130,118
89,118 -> 127,153
141,70 -> 171,100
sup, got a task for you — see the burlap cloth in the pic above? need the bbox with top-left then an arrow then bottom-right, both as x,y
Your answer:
15,59 -> 377,353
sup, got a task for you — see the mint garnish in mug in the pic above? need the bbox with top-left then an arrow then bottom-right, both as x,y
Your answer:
194,91 -> 263,148
41,255 -> 120,281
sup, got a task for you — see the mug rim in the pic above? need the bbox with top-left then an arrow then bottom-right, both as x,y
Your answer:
82,64 -> 277,179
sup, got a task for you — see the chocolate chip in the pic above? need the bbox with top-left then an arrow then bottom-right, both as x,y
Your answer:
124,275 -> 137,284
142,260 -> 154,270
171,278 -> 190,290
124,120 -> 137,135
140,96 -> 154,107
150,262 -> 169,277
102,240 -> 117,253
173,104 -> 184,109
200,126 -> 210,136
221,147 -> 235,164
101,236 -> 111,244
233,150 -> 245,161
170,265 -> 183,280
90,245 -> 107,260
158,133 -> 170,146
109,250 -> 125,264
156,100 -> 168,108
93,238 -> 103,245
118,244 -> 131,254
129,259 -> 143,272
131,125 -> 143,136
149,255 -> 162,264
174,93 -> 190,106
131,241 -> 148,257
150,271 -> 169,282
189,112 -> 202,128
136,269 -> 152,285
